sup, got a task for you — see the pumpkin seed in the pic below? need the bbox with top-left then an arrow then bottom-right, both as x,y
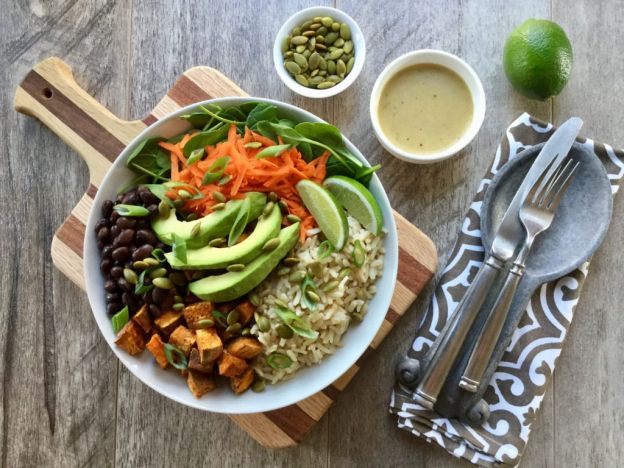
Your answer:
212,191 -> 226,202
346,56 -> 355,73
309,260 -> 323,277
308,37 -> 316,50
123,268 -> 137,285
308,51 -> 320,70
315,35 -> 325,43
308,22 -> 321,30
252,378 -> 266,392
152,277 -> 173,289
317,81 -> 335,89
340,53 -> 350,63
318,69 -> 327,77
310,69 -> 320,79
291,35 -> 308,45
196,318 -> 215,328
322,280 -> 340,292
178,189 -> 192,200
268,191 -> 278,202
283,257 -> 300,267
295,74 -> 309,86
336,59 -> 346,77
212,202 -> 226,211
158,200 -> 170,219
343,40 -> 353,54
284,50 -> 294,58
172,302 -> 185,311
328,48 -> 343,60
295,44 -> 306,53
190,223 -> 201,238
143,257 -> 160,266
325,31 -> 338,45
262,237 -> 281,252
249,293 -> 260,307
327,60 -> 336,74
327,74 -> 343,83
334,37 -> 345,48
241,328 -> 251,336
316,26 -> 328,36
274,299 -> 289,309
226,323 -> 242,334
208,237 -> 226,247
256,315 -> 271,332
277,267 -> 290,276
227,263 -> 245,272
227,309 -> 240,325
301,20 -> 313,30
284,61 -> 301,75
313,16 -> 323,22
281,36 -> 290,53
150,267 -> 167,278
291,27 -> 301,36
315,43 -> 327,51
302,48 -> 311,58
340,23 -> 351,39
321,16 -> 333,27
169,272 -> 186,286
276,324 -> 294,339
263,201 -> 275,217
331,21 -> 340,31
286,214 -> 301,223
305,290 -> 321,303
133,260 -> 149,270
302,30 -> 315,37
293,53 -> 307,69
278,200 -> 288,212
289,270 -> 306,282
318,57 -> 327,70
174,295 -> 183,303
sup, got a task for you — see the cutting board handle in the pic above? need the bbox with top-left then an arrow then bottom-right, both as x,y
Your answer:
13,57 -> 145,183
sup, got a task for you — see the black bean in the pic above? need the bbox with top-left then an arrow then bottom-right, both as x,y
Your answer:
101,245 -> 113,259
110,266 -> 123,278
94,218 -> 109,233
149,304 -> 161,317
143,291 -> 153,304
113,229 -> 135,247
132,244 -> 153,261
111,246 -> 131,261
110,210 -> 120,222
151,287 -> 169,304
110,225 -> 121,238
117,278 -> 132,292
116,216 -> 137,229
116,193 -> 124,203
100,259 -> 112,274
122,191 -> 139,205
136,229 -> 157,245
96,226 -> 110,242
136,219 -> 149,230
106,292 -> 120,304
121,292 -> 133,306
107,303 -> 122,315
156,242 -> 165,250
101,200 -> 114,218
97,240 -> 105,250
104,279 -> 117,292
146,204 -> 158,215
139,190 -> 158,205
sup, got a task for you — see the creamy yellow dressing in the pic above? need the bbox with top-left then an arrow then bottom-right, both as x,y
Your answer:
378,64 -> 474,155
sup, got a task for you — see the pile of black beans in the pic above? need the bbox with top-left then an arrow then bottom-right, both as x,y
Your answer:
95,186 -> 167,315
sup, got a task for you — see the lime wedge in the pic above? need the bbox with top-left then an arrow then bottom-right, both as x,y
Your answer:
296,179 -> 348,250
323,176 -> 383,235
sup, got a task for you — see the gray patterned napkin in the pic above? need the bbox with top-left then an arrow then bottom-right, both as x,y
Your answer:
390,113 -> 624,466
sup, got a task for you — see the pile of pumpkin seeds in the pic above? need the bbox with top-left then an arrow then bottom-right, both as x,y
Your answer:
281,15 -> 355,89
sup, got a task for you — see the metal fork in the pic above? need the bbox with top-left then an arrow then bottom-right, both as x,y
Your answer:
459,156 -> 581,393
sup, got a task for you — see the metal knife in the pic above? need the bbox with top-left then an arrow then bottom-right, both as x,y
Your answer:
411,117 -> 583,410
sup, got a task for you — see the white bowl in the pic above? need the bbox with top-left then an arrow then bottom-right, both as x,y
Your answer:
84,97 -> 398,414
370,49 -> 486,164
273,6 -> 366,98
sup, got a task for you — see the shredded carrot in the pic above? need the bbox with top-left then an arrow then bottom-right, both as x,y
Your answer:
161,124 -> 328,240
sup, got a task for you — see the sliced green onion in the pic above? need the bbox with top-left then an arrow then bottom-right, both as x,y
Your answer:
352,240 -> 365,268
218,174 -> 232,186
274,307 -> 319,340
228,197 -> 250,246
301,274 -> 320,309
244,141 -> 263,149
267,352 -> 292,369
134,268 -> 154,295
164,343 -> 188,370
172,234 -> 187,263
151,248 -> 166,262
255,144 -> 291,159
317,240 -> 334,260
201,156 -> 231,185
111,306 -> 129,334
112,204 -> 150,217
187,148 -> 204,165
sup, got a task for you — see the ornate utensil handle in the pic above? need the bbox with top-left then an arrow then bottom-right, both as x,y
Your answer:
459,261 -> 525,392
411,255 -> 504,409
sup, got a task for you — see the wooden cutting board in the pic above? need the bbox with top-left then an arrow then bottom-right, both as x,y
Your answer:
13,57 -> 438,448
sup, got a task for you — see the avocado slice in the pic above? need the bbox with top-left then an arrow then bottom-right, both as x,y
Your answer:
165,205 -> 282,270
151,192 -> 266,248
189,222 -> 300,303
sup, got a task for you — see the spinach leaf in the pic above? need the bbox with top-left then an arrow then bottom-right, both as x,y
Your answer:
246,103 -> 278,129
183,124 -> 229,156
126,137 -> 171,182
201,156 -> 231,185
228,197 -> 250,247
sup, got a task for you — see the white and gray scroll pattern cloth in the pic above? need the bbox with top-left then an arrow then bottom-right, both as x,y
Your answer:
389,113 -> 624,466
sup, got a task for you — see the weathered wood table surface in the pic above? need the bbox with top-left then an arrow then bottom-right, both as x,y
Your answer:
2,1 -> 623,466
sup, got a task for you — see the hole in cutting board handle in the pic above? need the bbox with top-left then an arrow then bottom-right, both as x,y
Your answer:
42,87 -> 53,99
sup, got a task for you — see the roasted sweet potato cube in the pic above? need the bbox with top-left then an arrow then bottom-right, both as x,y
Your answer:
218,352 -> 248,378
115,321 -> 145,355
168,325 -> 196,357
236,300 -> 255,326
154,310 -> 183,336
226,337 -> 263,359
188,348 -> 213,373
230,367 -> 255,394
132,304 -> 152,333
187,369 -> 216,398
183,302 -> 214,329
146,334 -> 168,368
196,328 -> 223,364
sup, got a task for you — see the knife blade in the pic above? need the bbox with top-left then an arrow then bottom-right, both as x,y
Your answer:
490,117 -> 583,261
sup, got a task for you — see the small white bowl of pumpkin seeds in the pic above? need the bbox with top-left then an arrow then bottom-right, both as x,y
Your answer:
274,6 -> 366,98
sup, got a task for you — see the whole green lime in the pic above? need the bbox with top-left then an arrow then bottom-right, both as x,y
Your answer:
503,19 -> 573,100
